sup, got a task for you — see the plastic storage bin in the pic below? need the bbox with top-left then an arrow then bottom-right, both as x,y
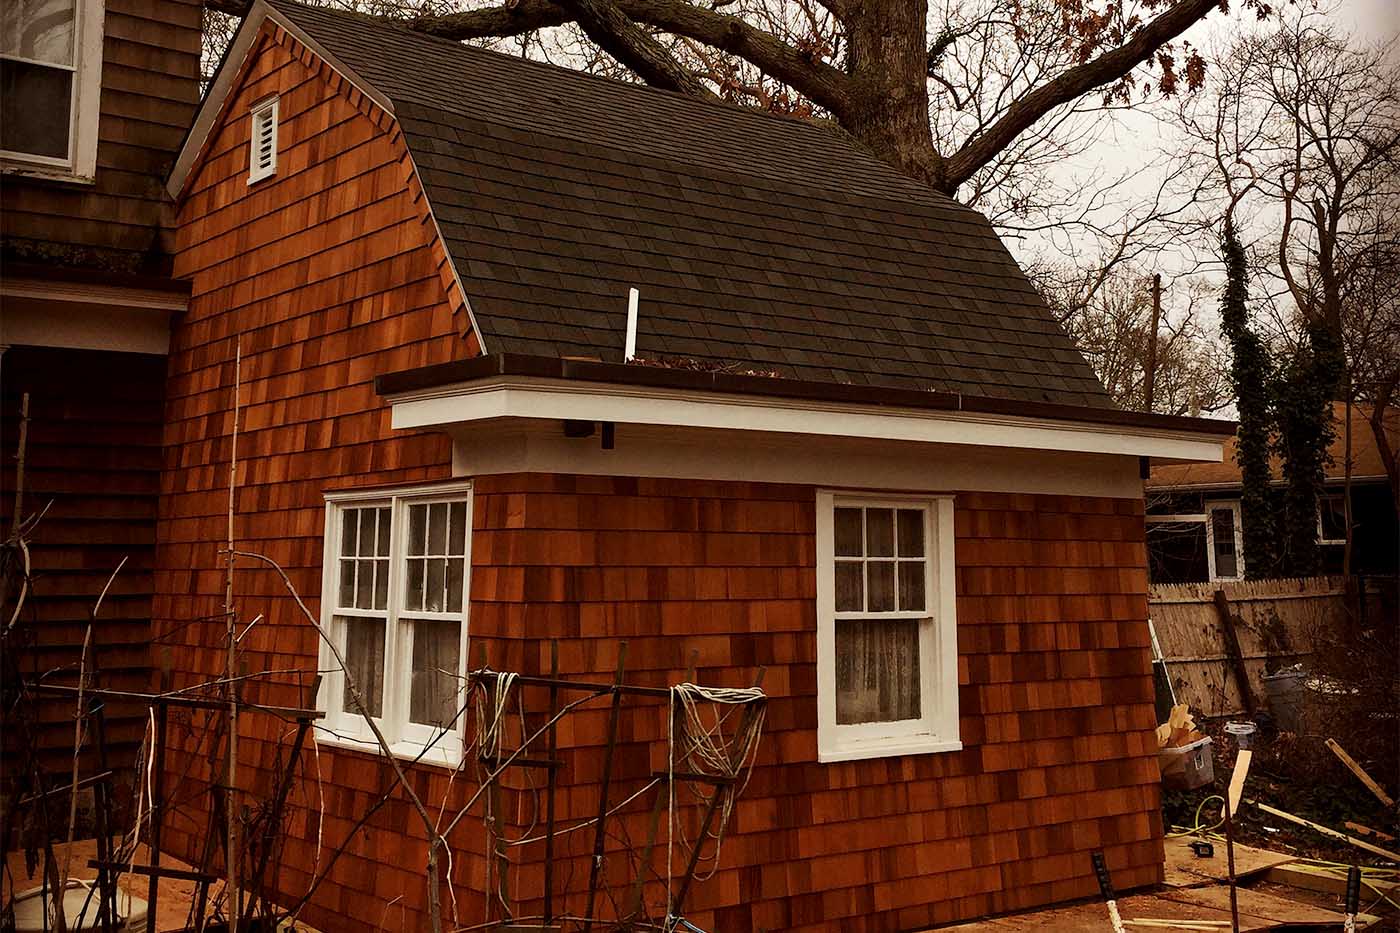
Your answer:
1158,735 -> 1215,790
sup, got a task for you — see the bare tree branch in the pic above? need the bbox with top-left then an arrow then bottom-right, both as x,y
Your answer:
943,0 -> 1221,189
554,0 -> 718,97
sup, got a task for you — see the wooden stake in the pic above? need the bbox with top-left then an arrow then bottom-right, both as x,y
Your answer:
10,392 -> 27,537
1227,749 -> 1252,817
1326,738 -> 1395,808
1212,590 -> 1255,714
225,337 -> 242,933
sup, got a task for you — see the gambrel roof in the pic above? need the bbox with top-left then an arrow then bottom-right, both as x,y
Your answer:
176,0 -> 1114,408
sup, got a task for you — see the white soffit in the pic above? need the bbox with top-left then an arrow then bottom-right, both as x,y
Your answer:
387,377 -> 1229,463
0,292 -> 177,355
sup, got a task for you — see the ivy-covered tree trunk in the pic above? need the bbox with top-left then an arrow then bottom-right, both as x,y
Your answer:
1218,223 -> 1279,579
1274,318 -> 1343,576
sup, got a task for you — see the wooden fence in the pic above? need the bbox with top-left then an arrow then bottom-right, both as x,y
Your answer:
1148,576 -> 1354,718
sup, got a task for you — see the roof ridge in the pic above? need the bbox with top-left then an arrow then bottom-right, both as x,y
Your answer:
268,0 -> 878,151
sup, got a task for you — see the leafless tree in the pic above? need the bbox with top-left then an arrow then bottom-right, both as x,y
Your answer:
1036,262 -> 1231,415
1175,7 -> 1400,522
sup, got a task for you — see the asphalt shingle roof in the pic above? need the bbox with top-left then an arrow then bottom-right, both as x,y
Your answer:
271,0 -> 1113,407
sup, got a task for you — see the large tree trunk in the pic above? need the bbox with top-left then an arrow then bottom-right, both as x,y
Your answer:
841,0 -> 945,188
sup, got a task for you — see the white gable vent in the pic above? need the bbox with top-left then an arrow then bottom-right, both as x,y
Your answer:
248,97 -> 279,184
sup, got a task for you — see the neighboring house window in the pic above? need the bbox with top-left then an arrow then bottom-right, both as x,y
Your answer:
1205,500 -> 1245,581
320,483 -> 472,764
1,0 -> 104,180
815,491 -> 960,762
1317,492 -> 1347,546
247,96 -> 278,183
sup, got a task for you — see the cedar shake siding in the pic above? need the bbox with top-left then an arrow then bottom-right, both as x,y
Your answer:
1,346 -> 166,780
153,6 -> 1197,930
154,18 -> 476,892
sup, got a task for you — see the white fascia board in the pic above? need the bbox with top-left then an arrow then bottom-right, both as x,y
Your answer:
388,378 -> 1228,462
2,277 -> 188,311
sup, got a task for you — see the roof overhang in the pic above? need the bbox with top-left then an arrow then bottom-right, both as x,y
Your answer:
377,355 -> 1235,463
0,266 -> 188,355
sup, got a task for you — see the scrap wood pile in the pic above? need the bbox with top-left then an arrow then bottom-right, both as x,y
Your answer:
1156,697 -> 1399,929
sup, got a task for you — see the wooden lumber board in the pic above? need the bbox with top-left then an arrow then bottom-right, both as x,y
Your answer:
934,892 -> 1280,931
1263,862 -> 1398,898
1326,738 -> 1396,807
1162,837 -> 1297,887
1155,885 -> 1375,927
1253,801 -> 1400,860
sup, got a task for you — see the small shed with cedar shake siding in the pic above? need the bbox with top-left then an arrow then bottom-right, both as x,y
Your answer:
1,0 -> 199,800
159,2 -> 1234,930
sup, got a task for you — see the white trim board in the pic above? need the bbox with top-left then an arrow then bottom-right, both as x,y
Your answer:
450,423 -> 1146,499
1,297 -> 173,355
391,377 -> 1228,463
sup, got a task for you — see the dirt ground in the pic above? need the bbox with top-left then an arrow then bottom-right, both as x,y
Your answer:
5,840 -> 202,933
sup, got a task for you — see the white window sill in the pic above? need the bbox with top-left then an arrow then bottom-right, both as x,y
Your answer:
313,724 -> 464,769
818,737 -> 963,763
2,162 -> 95,185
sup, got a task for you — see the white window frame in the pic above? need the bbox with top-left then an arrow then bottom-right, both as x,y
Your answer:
317,481 -> 473,767
1317,491 -> 1347,546
1,0 -> 105,182
247,95 -> 279,184
1204,499 -> 1245,582
815,490 -> 960,763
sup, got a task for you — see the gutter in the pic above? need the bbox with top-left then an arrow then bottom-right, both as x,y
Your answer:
375,353 -> 1238,439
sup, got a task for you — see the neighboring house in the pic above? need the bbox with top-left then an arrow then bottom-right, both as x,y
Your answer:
157,2 -> 1232,930
1,0 -> 200,777
1146,402 -> 1399,583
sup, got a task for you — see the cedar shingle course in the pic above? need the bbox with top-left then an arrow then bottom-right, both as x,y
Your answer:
264,0 -> 1110,406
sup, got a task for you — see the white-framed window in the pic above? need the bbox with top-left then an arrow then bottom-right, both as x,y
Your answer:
815,491 -> 960,762
1,0 -> 105,181
318,482 -> 473,765
247,96 -> 278,184
1205,499 -> 1245,582
1317,491 -> 1347,546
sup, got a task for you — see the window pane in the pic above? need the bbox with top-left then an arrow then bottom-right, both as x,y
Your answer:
867,561 -> 895,612
835,560 -> 863,612
1211,507 -> 1238,578
408,504 -> 427,556
446,557 -> 466,612
449,501 -> 468,555
355,559 -> 374,608
897,509 -> 924,557
341,616 -> 385,718
835,618 -> 920,724
406,558 -> 426,611
426,557 -> 447,612
374,560 -> 389,611
866,509 -> 894,557
0,59 -> 70,159
377,508 -> 392,556
410,620 -> 460,727
428,503 -> 448,554
1319,495 -> 1346,542
340,509 -> 358,558
834,508 -> 863,557
338,559 -> 355,608
358,509 -> 378,557
2,0 -> 75,65
898,561 -> 925,611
